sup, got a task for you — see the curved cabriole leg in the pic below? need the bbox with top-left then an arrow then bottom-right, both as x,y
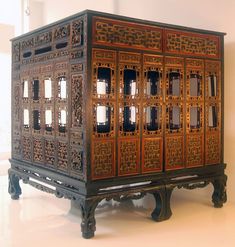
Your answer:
8,169 -> 22,200
212,175 -> 227,208
151,186 -> 173,222
79,198 -> 100,239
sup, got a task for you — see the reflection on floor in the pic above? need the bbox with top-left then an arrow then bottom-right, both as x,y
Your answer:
1,160 -> 235,247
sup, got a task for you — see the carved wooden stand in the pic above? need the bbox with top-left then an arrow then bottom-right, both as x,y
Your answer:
8,161 -> 227,238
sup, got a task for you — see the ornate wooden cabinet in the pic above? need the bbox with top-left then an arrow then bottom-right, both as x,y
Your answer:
9,10 -> 227,239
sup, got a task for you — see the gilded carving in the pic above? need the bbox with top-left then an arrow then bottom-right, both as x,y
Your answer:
71,19 -> 83,46
33,138 -> 43,163
22,136 -> 31,161
34,31 -> 52,47
71,74 -> 83,128
165,136 -> 184,169
165,30 -> 220,58
92,140 -> 114,179
186,134 -> 203,167
45,139 -> 55,166
58,142 -> 68,171
54,24 -> 70,40
93,17 -> 162,51
71,149 -> 83,174
206,133 -> 221,165
142,138 -> 162,172
119,139 -> 139,175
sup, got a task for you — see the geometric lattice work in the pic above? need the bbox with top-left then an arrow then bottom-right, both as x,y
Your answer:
22,136 -> 31,161
118,139 -> 139,176
71,74 -> 83,127
71,149 -> 83,174
165,136 -> 184,170
186,135 -> 203,167
45,139 -> 55,166
92,140 -> 114,179
165,31 -> 219,58
57,142 -> 68,171
206,133 -> 220,165
93,17 -> 162,52
33,138 -> 43,163
142,138 -> 162,173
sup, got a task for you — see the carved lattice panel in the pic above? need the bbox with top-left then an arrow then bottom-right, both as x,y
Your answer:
93,17 -> 162,52
71,74 -> 83,128
165,30 -> 220,58
206,132 -> 221,165
71,18 -> 83,47
71,148 -> 83,175
54,24 -> 70,41
118,139 -> 139,176
186,134 -> 204,167
12,124 -> 21,159
57,142 -> 68,171
45,139 -> 55,166
165,136 -> 184,170
92,140 -> 115,179
33,138 -> 44,163
22,136 -> 32,161
12,42 -> 20,63
142,138 -> 162,173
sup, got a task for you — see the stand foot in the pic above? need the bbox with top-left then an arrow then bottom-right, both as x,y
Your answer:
212,175 -> 227,208
8,170 -> 22,200
151,185 -> 173,221
79,198 -> 100,239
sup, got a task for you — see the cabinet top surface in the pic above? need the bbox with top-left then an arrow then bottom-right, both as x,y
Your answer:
11,9 -> 226,42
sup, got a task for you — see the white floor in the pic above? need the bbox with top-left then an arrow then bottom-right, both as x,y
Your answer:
1,160 -> 235,247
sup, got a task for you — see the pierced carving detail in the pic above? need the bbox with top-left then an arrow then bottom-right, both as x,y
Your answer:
92,140 -> 114,179
206,133 -> 221,165
13,42 -> 20,62
71,74 -> 83,127
22,136 -> 31,161
45,139 -> 55,166
71,149 -> 83,174
33,138 -> 44,163
165,136 -> 184,169
142,138 -> 162,173
119,139 -> 139,176
71,19 -> 83,46
57,142 -> 68,171
165,30 -> 219,58
93,17 -> 162,51
186,134 -> 203,167
54,24 -> 70,40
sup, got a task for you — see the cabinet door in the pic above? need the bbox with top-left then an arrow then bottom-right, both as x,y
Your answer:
91,49 -> 116,180
185,58 -> 204,167
205,60 -> 221,165
118,52 -> 141,176
164,56 -> 185,170
142,54 -> 163,173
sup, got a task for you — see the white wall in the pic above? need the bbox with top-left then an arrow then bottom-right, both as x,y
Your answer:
22,0 -> 235,203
